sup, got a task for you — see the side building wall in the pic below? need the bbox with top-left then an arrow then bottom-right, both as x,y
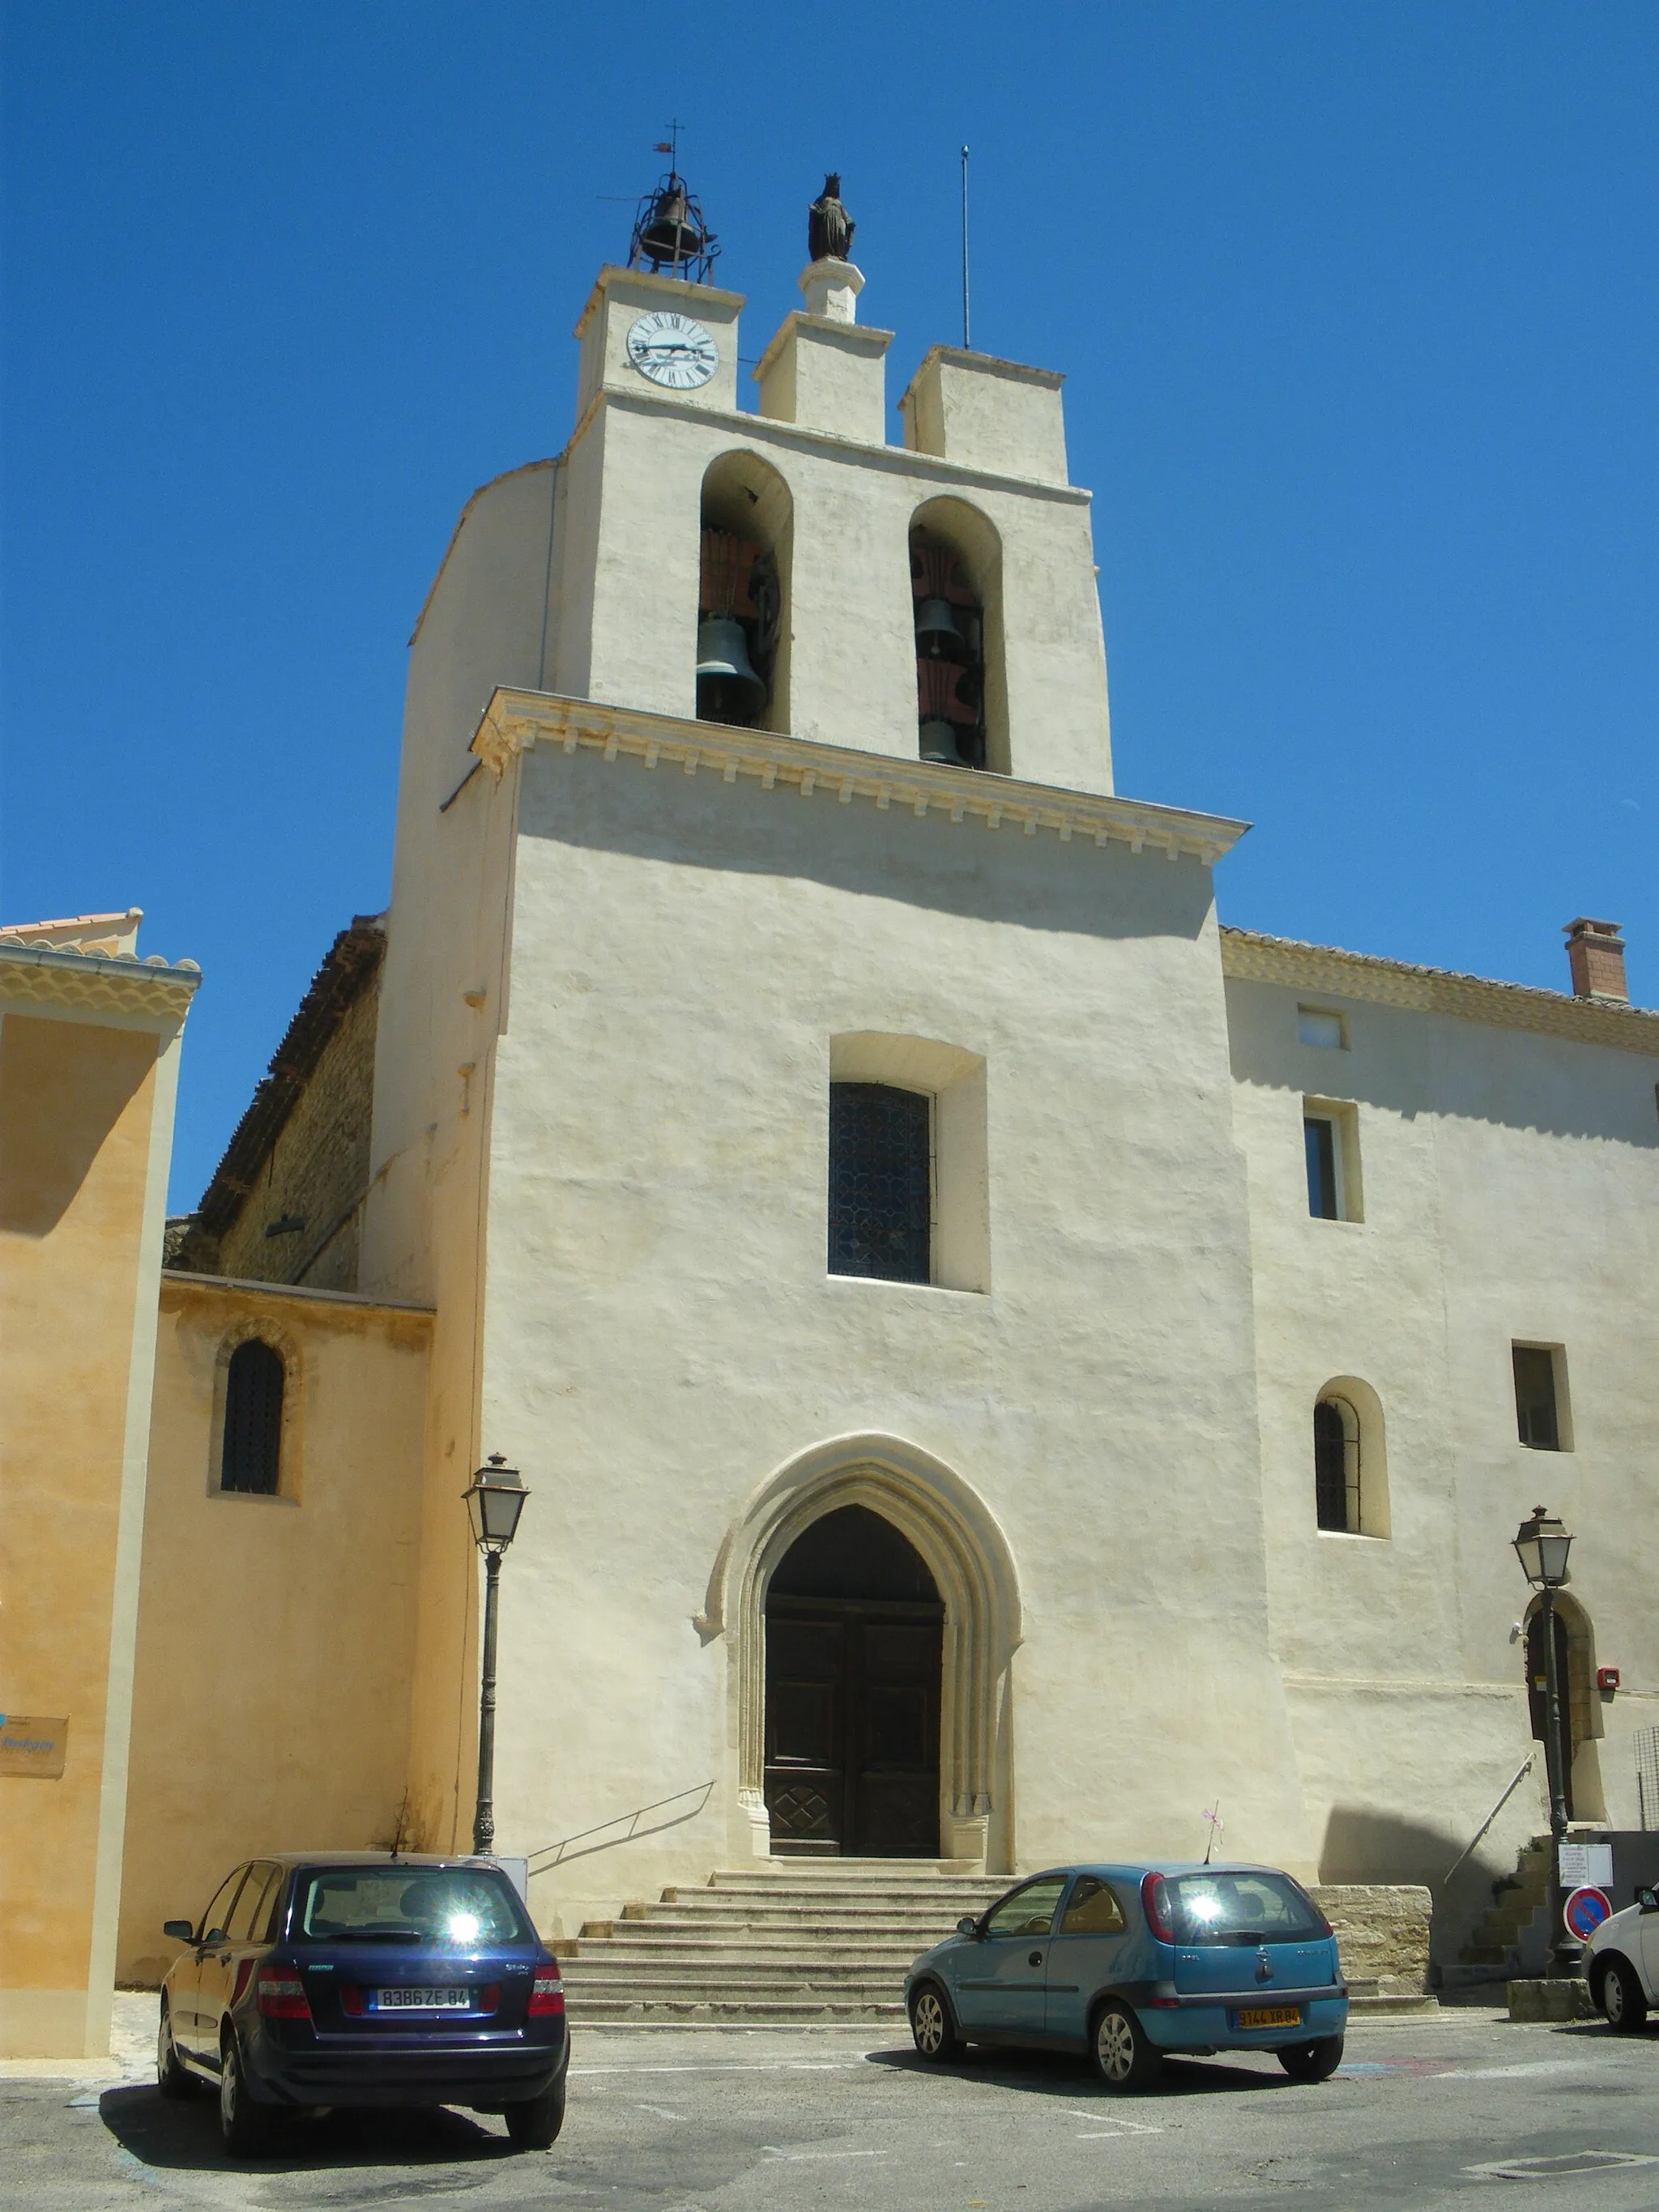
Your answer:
117,1273 -> 431,1984
1224,933 -> 1659,1957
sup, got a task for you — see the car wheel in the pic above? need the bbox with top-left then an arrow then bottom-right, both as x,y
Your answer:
1277,2035 -> 1344,2082
219,2034 -> 275,2155
156,2001 -> 194,2099
908,1984 -> 964,2063
505,2082 -> 565,2150
1597,1957 -> 1648,2033
1091,2003 -> 1162,2092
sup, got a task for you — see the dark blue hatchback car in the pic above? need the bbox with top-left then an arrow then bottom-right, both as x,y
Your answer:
906,1861 -> 1347,2090
156,1852 -> 568,2154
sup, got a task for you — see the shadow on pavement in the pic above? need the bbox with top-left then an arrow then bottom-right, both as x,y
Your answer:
99,2082 -> 520,2172
863,2044 -> 1286,2097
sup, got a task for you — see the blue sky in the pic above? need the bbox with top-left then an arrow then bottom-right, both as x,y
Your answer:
3,3 -> 1654,1211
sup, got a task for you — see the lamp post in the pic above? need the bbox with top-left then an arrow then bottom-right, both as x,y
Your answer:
463,1454 -> 529,1857
1512,1504 -> 1577,1978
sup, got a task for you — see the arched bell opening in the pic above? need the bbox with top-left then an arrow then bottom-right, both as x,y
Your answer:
909,496 -> 1008,775
697,452 -> 792,734
763,1503 -> 943,1856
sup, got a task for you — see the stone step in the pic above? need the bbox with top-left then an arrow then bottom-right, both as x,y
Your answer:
573,1932 -> 945,1957
706,1861 -> 987,1879
682,1883 -> 1008,1906
563,1958 -> 917,1986
616,1910 -> 982,1936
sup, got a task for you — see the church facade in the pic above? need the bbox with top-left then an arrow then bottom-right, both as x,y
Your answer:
339,234 -> 1658,1933
15,211 -> 1653,2031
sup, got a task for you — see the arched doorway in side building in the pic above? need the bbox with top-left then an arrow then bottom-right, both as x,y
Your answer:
1524,1590 -> 1606,1823
763,1504 -> 943,1856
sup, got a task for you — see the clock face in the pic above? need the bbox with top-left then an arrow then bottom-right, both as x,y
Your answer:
625,310 -> 719,390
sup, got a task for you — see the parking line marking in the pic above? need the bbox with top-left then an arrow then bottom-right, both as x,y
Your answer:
761,2146 -> 891,2162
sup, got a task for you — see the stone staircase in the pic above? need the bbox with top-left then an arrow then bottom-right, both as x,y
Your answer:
1454,1836 -> 1554,1981
553,1861 -> 1434,2025
555,1860 -> 1008,2023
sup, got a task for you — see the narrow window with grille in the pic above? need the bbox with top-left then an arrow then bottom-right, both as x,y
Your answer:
1314,1396 -> 1360,1532
827,1082 -> 931,1284
220,1339 -> 285,1494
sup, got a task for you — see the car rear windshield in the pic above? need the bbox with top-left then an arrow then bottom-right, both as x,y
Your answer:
294,1867 -> 530,1946
1164,1871 -> 1325,1946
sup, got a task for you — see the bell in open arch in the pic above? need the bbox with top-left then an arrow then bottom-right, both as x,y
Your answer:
914,596 -> 968,662
919,718 -> 969,766
696,616 -> 766,724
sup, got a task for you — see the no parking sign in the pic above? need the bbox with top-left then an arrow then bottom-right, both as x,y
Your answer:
1563,1884 -> 1611,1941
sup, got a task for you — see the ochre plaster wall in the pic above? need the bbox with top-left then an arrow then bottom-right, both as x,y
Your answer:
0,1006 -> 177,2056
117,1277 -> 431,1984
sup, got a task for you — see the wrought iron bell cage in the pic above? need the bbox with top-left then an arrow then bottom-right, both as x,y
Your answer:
629,169 -> 719,283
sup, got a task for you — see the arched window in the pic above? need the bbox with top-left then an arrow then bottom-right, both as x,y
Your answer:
909,497 -> 1006,774
828,1082 -> 931,1283
1313,1395 -> 1360,1532
697,453 -> 791,732
220,1339 -> 285,1494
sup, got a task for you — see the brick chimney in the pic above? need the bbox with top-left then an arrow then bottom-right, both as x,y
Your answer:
1563,918 -> 1628,1004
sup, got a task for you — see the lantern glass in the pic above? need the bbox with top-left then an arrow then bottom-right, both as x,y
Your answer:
463,1455 -> 527,1554
1513,1506 -> 1572,1589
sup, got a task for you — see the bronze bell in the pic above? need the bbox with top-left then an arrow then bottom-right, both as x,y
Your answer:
914,597 -> 968,661
639,181 -> 707,271
695,617 -> 766,724
919,718 -> 969,765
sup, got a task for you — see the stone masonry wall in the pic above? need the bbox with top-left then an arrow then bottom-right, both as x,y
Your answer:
1312,1884 -> 1432,1995
211,983 -> 379,1292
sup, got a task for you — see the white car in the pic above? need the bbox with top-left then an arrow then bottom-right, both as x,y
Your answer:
1584,1886 -> 1659,2029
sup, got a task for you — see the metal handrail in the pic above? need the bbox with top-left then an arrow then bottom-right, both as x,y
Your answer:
1443,1749 -> 1538,1885
525,1781 -> 716,1876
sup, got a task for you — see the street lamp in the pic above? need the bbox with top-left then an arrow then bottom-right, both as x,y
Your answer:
1512,1504 -> 1577,1978
463,1454 -> 529,1856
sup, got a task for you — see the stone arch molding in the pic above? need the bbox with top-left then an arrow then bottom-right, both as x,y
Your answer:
701,1434 -> 1022,1865
209,1316 -> 302,1502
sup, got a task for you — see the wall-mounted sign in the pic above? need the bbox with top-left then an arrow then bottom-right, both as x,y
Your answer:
0,1715 -> 68,1778
1559,1841 -> 1614,1890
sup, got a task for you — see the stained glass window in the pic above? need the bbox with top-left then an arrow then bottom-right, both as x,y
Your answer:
828,1083 -> 931,1283
221,1339 -> 284,1494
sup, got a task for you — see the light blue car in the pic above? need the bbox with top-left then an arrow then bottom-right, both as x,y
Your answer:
905,1861 -> 1349,2090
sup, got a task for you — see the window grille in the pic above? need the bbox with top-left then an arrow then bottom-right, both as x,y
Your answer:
1314,1396 -> 1359,1532
221,1339 -> 284,1494
828,1082 -> 931,1284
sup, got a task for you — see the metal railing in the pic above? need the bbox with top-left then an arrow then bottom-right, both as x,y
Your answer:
525,1781 -> 716,1878
1443,1749 -> 1537,1886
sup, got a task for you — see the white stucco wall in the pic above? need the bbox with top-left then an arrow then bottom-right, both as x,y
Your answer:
469,738 -> 1308,1934
1227,969 -> 1659,1929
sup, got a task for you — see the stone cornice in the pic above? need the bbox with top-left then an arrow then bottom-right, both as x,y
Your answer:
1221,926 -> 1659,1057
0,936 -> 199,1023
472,689 -> 1249,865
160,1269 -> 434,1319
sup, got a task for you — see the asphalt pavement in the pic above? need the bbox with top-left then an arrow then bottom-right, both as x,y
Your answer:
5,1993 -> 1659,2211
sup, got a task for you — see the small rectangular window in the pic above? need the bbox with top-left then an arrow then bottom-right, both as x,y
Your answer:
1304,1115 -> 1339,1219
1303,1100 -> 1363,1222
1298,1007 -> 1346,1050
1513,1345 -> 1562,1451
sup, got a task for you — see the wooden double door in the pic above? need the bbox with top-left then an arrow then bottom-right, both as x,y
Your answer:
764,1596 -> 943,1857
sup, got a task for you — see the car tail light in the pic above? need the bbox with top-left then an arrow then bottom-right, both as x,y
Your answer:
1141,1873 -> 1175,1943
477,1984 -> 501,2015
341,1984 -> 365,2017
527,1972 -> 565,2018
256,1968 -> 312,2021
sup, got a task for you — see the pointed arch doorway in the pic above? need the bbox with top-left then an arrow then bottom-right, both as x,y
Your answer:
764,1505 -> 943,1856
